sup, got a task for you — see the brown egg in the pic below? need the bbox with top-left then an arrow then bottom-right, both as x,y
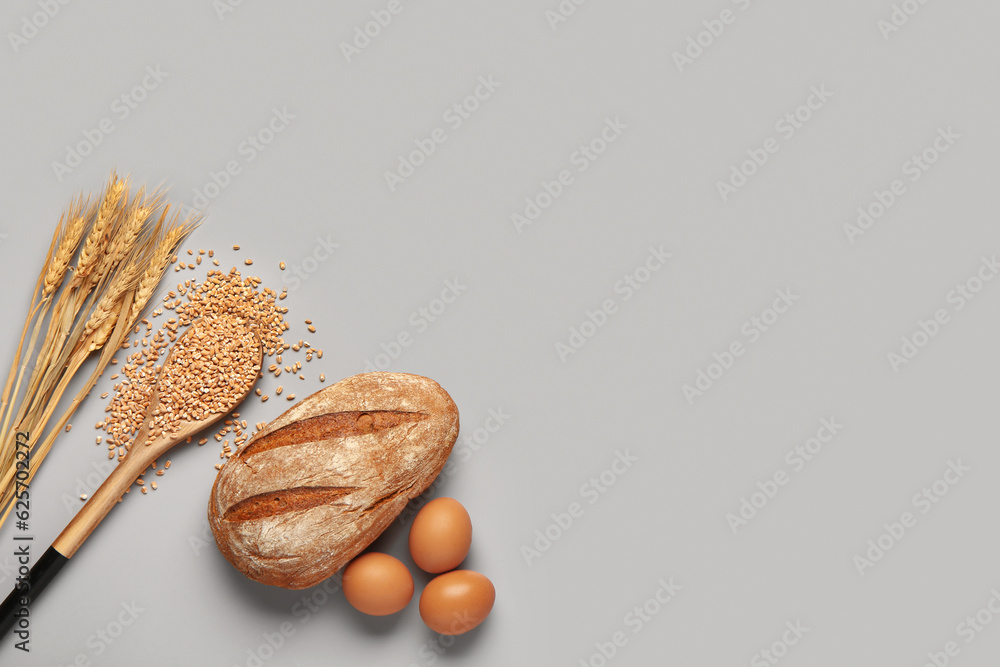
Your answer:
342,553 -> 414,616
419,570 -> 495,635
409,497 -> 472,573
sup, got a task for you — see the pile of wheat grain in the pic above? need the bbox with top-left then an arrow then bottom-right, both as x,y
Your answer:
95,250 -> 327,492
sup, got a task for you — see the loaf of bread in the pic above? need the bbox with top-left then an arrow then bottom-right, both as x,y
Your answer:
208,372 -> 459,589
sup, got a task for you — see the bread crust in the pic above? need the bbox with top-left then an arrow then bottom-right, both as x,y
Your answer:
208,372 -> 459,589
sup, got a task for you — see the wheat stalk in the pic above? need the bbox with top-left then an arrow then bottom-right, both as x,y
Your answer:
129,212 -> 198,324
0,192 -> 99,475
43,198 -> 91,299
0,290 -> 136,520
16,177 -> 137,426
0,173 -> 201,528
4,200 -> 95,430
28,180 -> 124,406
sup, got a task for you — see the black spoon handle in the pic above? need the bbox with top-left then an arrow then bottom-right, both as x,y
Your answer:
0,546 -> 68,639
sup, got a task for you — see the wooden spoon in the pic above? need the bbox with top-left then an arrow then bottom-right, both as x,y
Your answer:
0,318 -> 262,635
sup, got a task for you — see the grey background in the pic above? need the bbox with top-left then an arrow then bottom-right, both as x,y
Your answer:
1,1 -> 999,665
